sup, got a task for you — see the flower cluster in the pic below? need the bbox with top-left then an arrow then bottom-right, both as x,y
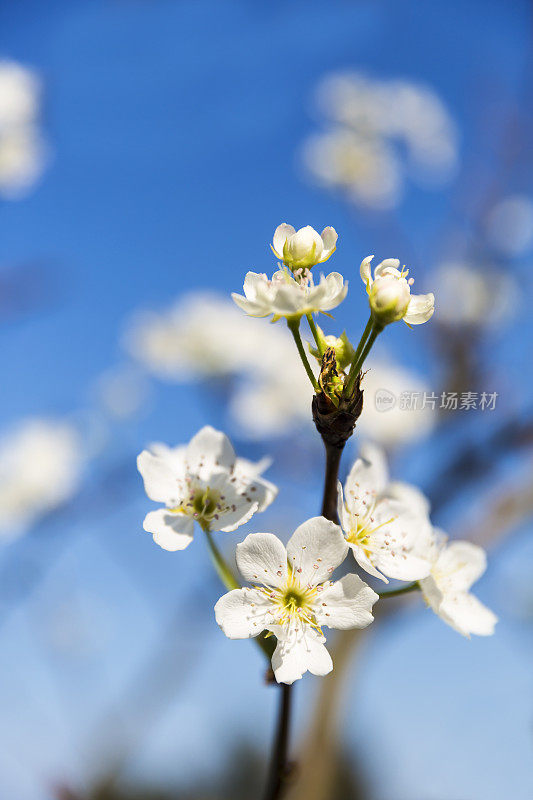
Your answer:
138,431 -> 496,683
232,224 -> 346,322
301,71 -> 458,210
336,444 -> 496,637
137,221 -> 496,689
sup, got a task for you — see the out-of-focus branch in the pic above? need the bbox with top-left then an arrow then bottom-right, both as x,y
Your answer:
427,409 -> 533,513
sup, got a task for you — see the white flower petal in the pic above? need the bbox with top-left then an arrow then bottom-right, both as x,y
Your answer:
419,574 -> 443,613
439,592 -> 497,637
404,292 -> 435,325
273,223 -> 295,257
433,541 -> 487,592
319,226 -> 338,259
137,450 -> 182,505
185,425 -> 235,479
374,258 -> 400,278
243,271 -> 268,300
336,482 -> 351,532
360,255 -> 374,286
214,588 -> 273,638
143,509 -> 194,551
231,292 -> 270,317
236,532 -> 288,588
369,502 -> 433,581
286,516 -> 347,586
218,499 -> 259,532
348,542 -> 389,583
318,272 -> 348,311
385,480 -> 431,516
313,574 -> 378,630
270,624 -> 332,684
344,443 -> 388,516
370,500 -> 433,581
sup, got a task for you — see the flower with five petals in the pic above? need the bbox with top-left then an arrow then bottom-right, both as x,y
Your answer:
137,426 -> 277,551
215,517 -> 377,684
232,267 -> 347,321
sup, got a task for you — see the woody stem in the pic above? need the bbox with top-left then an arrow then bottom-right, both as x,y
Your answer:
321,444 -> 342,523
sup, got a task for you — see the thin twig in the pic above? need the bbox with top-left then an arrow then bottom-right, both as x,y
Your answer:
321,444 -> 342,523
263,683 -> 294,800
287,318 -> 318,391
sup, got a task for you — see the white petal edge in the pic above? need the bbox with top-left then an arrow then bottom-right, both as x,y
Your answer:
143,509 -> 194,551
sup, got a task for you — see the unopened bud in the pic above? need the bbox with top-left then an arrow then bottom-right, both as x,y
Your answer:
369,275 -> 411,326
309,328 -> 355,372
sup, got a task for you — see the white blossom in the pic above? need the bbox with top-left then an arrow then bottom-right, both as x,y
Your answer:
137,426 -> 277,551
0,60 -> 40,130
0,419 -> 83,539
432,262 -> 517,328
232,267 -> 347,320
230,350 -> 315,439
271,224 -> 337,270
357,359 -> 436,447
0,125 -> 47,199
124,292 -> 276,380
215,517 -> 377,684
301,128 -> 402,211
419,537 -> 497,636
0,61 -> 48,198
360,255 -> 434,326
337,443 -> 434,583
309,72 -> 458,189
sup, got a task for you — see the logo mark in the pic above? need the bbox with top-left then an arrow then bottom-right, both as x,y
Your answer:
375,388 -> 396,412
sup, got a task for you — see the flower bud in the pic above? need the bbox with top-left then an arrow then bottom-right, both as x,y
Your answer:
282,226 -> 324,269
369,275 -> 411,326
271,223 -> 338,270
309,327 -> 355,372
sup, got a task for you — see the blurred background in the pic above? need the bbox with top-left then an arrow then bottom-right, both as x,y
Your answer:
0,1 -> 532,798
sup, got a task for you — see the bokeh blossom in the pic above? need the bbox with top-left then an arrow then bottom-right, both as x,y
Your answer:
124,292 -> 274,380
0,59 -> 48,198
301,71 -> 458,210
357,360 -> 436,448
215,518 -> 377,684
432,262 -> 517,328
0,419 -> 83,538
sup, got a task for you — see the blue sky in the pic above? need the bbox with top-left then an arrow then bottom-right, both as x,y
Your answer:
0,1 -> 532,798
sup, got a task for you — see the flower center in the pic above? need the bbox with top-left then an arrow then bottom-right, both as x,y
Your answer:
282,587 -> 306,612
271,266 -> 314,292
254,570 -> 323,634
346,507 -> 396,559
169,484 -> 238,527
192,488 -> 219,517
